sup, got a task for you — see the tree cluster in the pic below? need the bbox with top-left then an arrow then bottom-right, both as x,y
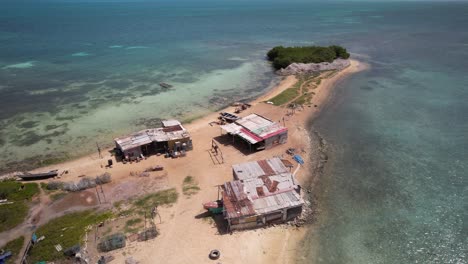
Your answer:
267,45 -> 350,69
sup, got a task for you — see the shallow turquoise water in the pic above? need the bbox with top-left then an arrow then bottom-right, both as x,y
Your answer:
1,1 -> 467,263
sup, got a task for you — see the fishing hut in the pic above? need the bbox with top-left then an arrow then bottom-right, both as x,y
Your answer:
220,113 -> 287,152
221,157 -> 303,231
114,120 -> 192,161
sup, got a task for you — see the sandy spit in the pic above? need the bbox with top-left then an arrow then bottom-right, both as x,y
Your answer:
5,59 -> 368,264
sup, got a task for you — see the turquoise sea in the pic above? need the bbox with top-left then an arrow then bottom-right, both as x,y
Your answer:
1,1 -> 466,263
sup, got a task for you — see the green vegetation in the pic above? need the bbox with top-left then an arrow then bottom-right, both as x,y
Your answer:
267,45 -> 350,69
269,79 -> 302,106
0,203 -> 29,233
27,210 -> 112,263
125,218 -> 143,226
0,181 -> 39,232
294,93 -> 313,105
133,188 -> 178,214
269,85 -> 301,106
268,72 -> 332,106
113,200 -> 124,209
182,176 -> 200,197
0,181 -> 39,201
40,182 -> 66,201
117,208 -> 135,217
124,218 -> 143,233
50,192 -> 67,201
2,236 -> 25,264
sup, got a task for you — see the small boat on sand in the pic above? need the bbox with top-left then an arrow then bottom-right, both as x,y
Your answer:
219,112 -> 239,123
159,82 -> 173,89
203,200 -> 224,214
16,170 -> 59,181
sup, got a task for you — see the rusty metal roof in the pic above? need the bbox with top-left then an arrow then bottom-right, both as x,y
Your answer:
232,157 -> 290,181
114,120 -> 190,151
222,181 -> 255,219
223,161 -> 303,220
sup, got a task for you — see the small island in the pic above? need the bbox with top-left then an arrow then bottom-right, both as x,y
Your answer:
267,45 -> 350,69
265,45 -> 353,106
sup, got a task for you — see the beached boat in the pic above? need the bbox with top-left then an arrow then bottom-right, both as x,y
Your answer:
219,112 -> 239,123
159,82 -> 173,88
203,200 -> 223,214
16,170 -> 59,180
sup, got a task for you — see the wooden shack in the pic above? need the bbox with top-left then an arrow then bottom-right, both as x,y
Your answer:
220,114 -> 288,151
114,120 -> 192,160
222,158 -> 303,231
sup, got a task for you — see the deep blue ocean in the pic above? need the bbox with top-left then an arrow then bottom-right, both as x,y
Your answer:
1,1 -> 467,263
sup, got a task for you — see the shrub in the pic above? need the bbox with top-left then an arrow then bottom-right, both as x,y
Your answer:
96,173 -> 111,185
47,181 -> 63,190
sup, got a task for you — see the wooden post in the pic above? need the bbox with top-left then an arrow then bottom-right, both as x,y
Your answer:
96,142 -> 102,159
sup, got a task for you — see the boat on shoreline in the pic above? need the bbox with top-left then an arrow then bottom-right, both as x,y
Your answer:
219,112 -> 239,123
159,82 -> 173,89
16,170 -> 59,181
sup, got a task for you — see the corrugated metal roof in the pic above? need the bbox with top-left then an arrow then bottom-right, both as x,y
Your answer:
220,114 -> 287,144
233,157 -> 289,181
161,120 -> 181,127
220,123 -> 241,134
222,182 -> 255,219
223,161 -> 304,219
253,191 -> 303,215
236,114 -> 273,132
114,120 -> 190,151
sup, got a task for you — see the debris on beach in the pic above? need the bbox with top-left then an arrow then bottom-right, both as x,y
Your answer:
209,249 -> 221,260
144,165 -> 164,172
277,58 -> 351,76
232,102 -> 251,114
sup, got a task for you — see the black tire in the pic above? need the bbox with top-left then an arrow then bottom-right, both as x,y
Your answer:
209,249 -> 220,260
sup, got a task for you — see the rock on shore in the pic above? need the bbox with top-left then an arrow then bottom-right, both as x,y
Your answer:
277,58 -> 350,75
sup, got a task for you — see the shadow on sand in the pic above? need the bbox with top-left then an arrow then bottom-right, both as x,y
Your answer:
195,211 -> 229,235
212,135 -> 255,156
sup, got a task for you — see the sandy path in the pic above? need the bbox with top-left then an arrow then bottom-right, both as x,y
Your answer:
1,60 -> 368,264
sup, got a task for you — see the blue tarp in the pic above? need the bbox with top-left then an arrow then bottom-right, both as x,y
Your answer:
293,154 -> 304,165
0,251 -> 12,264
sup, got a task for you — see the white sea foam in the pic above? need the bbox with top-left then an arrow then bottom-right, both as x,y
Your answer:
227,57 -> 248,61
126,46 -> 149,50
109,45 -> 124,48
71,52 -> 91,57
2,61 -> 36,69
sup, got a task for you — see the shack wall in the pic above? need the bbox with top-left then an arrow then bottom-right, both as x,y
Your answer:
264,131 -> 288,149
167,138 -> 192,151
229,215 -> 263,231
286,206 -> 303,220
123,146 -> 142,157
228,205 -> 303,231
